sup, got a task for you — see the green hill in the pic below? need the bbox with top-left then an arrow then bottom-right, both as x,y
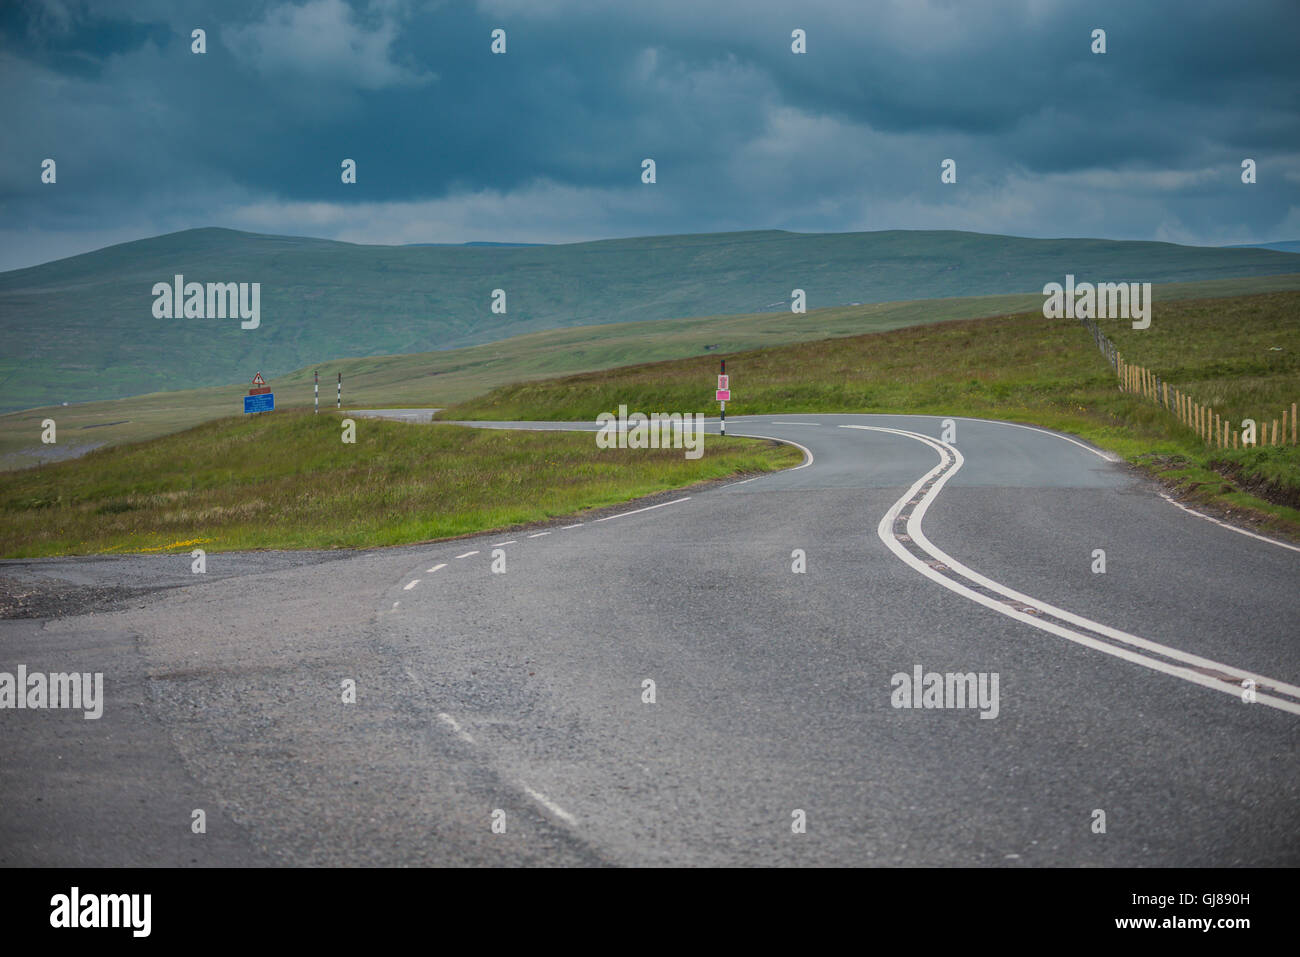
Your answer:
3,226 -> 1299,412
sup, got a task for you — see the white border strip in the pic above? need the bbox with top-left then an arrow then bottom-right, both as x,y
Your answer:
947,415 -> 1120,462
1157,492 -> 1300,555
725,432 -> 814,471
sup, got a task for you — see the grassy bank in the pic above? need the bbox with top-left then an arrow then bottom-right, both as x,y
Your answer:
1098,292 -> 1298,509
0,410 -> 800,557
442,290 -> 1300,536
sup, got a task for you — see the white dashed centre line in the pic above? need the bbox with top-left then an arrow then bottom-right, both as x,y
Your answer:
491,540 -> 517,546
426,563 -> 447,572
561,523 -> 584,529
527,532 -> 550,538
455,550 -> 479,559
437,712 -> 475,744
521,785 -> 577,826
403,580 -> 420,590
593,497 -> 690,522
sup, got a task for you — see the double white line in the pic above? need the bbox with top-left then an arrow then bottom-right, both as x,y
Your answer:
844,424 -> 1300,716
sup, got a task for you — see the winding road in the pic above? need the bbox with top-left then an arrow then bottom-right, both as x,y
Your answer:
2,413 -> 1297,866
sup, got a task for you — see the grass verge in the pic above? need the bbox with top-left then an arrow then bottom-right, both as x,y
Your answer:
442,290 -> 1300,539
0,410 -> 801,557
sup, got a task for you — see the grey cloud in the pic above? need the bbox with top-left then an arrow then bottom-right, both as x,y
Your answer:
0,0 -> 1296,269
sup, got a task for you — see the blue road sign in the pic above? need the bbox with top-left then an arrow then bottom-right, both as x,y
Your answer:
244,392 -> 275,413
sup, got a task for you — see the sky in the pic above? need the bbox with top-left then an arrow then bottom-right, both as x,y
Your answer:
1,0 -> 1298,270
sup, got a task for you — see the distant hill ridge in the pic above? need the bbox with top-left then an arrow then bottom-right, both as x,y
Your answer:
1,226 -> 1297,410
1227,240 -> 1300,254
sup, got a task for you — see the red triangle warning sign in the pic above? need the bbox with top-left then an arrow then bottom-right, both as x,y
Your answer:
251,372 -> 266,386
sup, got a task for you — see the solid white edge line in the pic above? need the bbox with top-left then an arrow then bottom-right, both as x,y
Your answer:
593,497 -> 690,522
714,430 -> 816,488
946,415 -> 1121,462
942,415 -> 1298,553
844,424 -> 1300,715
1157,492 -> 1300,555
726,432 -> 814,471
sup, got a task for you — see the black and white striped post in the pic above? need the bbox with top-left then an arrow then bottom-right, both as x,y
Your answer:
720,358 -> 726,437
337,372 -> 342,410
314,370 -> 319,414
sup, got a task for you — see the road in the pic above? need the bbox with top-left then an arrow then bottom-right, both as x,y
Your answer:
2,413 -> 1297,866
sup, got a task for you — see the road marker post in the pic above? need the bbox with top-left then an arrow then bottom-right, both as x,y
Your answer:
337,372 -> 342,410
315,370 -> 319,414
716,359 -> 729,436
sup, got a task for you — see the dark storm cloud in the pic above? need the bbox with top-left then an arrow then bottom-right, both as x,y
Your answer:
0,0 -> 1297,269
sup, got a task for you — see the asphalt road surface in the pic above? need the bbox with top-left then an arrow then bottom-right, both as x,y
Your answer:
2,413 -> 1297,866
